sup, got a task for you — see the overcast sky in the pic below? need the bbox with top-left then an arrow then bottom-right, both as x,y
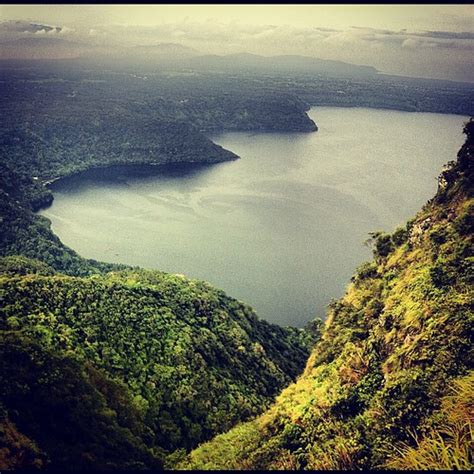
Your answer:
1,4 -> 473,82
1,5 -> 473,31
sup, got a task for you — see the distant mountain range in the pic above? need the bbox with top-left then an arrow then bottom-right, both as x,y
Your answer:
0,20 -> 378,78
132,42 -> 198,56
90,49 -> 378,78
185,52 -> 378,77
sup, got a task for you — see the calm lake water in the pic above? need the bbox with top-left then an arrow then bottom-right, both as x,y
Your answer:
40,107 -> 467,327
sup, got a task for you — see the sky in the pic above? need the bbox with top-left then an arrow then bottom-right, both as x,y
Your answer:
1,5 -> 473,31
0,4 -> 473,82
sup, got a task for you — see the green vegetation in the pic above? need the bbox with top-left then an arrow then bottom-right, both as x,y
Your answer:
386,373 -> 473,470
0,116 -> 238,182
0,333 -> 163,470
0,259 -> 316,468
180,120 -> 473,470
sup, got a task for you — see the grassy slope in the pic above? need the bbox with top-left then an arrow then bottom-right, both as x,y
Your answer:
181,121 -> 473,470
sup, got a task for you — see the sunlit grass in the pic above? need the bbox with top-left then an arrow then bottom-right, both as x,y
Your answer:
386,373 -> 474,470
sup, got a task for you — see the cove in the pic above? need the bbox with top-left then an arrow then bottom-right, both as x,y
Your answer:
39,107 -> 468,327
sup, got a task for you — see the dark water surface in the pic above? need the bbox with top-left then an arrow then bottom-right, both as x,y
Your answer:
40,107 -> 467,327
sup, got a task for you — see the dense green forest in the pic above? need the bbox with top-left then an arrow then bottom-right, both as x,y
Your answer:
0,258 -> 318,468
181,120 -> 474,470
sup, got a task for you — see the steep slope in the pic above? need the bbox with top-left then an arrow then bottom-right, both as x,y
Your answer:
0,257 -> 317,468
0,332 -> 163,470
0,163 -> 127,275
181,120 -> 473,470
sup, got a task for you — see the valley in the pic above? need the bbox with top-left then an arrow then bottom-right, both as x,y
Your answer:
0,54 -> 472,470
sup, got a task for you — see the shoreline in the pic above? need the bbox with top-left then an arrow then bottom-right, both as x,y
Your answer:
34,158 -> 241,212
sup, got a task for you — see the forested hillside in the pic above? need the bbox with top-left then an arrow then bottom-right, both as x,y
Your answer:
181,120 -> 473,470
0,257 -> 318,469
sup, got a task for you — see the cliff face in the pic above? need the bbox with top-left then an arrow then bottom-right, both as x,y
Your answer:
182,120 -> 473,470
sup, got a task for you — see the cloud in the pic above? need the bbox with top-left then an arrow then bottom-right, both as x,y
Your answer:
402,38 -> 421,49
59,25 -> 74,35
423,30 -> 474,40
4,19 -> 468,56
34,27 -> 61,35
320,25 -> 474,51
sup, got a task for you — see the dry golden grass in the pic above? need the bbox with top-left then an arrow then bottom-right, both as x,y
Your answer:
386,373 -> 474,470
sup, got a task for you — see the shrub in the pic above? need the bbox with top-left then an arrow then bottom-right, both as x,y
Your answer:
392,226 -> 409,247
366,232 -> 394,259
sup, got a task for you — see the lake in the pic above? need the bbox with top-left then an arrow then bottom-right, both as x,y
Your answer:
40,107 -> 467,327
